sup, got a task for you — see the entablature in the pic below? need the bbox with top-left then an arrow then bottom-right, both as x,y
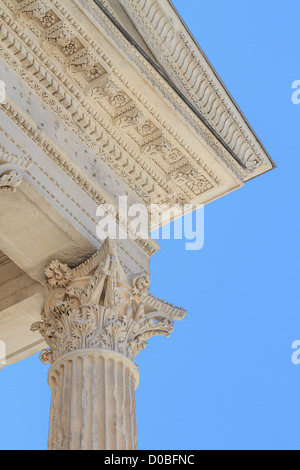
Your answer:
0,0 -> 263,223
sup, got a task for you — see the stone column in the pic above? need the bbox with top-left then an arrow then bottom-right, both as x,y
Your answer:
47,350 -> 139,450
31,240 -> 186,451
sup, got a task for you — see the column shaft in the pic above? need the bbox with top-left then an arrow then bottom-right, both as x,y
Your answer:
47,350 -> 139,451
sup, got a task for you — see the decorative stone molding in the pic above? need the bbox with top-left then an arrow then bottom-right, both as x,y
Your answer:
119,0 -> 272,174
0,164 -> 23,192
2,0 -> 274,189
171,164 -> 213,197
0,0 -> 242,208
31,240 -> 186,365
131,274 -> 151,300
0,0 -> 275,452
16,0 -> 51,23
0,145 -> 31,169
0,111 -> 159,264
88,75 -> 131,110
2,0 -> 274,263
66,48 -> 105,83
0,0 -> 273,263
45,260 -> 73,288
115,107 -> 146,131
146,138 -> 187,173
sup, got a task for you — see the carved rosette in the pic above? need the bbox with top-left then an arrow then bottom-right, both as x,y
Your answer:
44,260 -> 73,288
31,240 -> 185,365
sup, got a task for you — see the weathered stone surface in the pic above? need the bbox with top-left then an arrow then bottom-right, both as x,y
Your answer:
0,0 -> 274,451
31,240 -> 185,450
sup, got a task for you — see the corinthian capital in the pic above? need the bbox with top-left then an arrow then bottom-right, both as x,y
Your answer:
31,240 -> 186,365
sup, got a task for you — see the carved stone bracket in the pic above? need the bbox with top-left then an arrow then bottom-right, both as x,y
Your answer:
146,138 -> 187,172
171,164 -> 213,196
115,107 -> 146,131
16,0 -> 52,24
66,48 -> 104,81
31,240 -> 186,365
43,20 -> 78,54
88,75 -> 127,107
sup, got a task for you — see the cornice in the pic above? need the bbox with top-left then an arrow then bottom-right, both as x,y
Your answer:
0,0 -> 274,203
0,0 -> 269,261
0,0 -> 225,203
117,0 -> 275,179
71,0 -> 246,184
0,8 -> 156,205
1,0 -> 246,190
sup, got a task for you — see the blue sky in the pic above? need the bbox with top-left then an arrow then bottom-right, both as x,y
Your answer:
1,0 -> 300,450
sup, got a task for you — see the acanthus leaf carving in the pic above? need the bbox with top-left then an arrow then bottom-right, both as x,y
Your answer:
31,240 -> 184,364
115,107 -> 146,131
